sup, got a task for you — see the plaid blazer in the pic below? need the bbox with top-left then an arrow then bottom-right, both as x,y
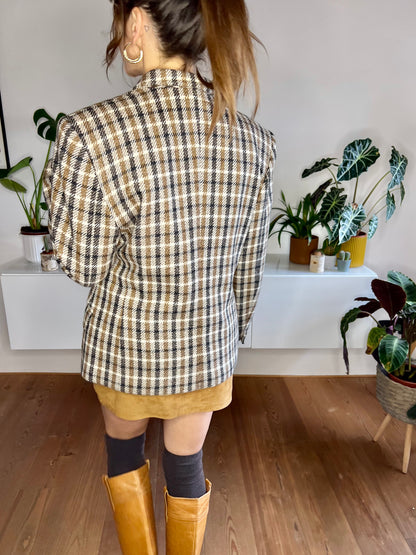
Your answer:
43,69 -> 276,396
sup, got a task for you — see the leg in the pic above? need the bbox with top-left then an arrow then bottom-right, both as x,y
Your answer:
99,405 -> 157,555
373,413 -> 392,442
101,405 -> 149,477
163,410 -> 213,456
101,404 -> 149,439
163,411 -> 213,497
163,412 -> 213,555
402,424 -> 413,474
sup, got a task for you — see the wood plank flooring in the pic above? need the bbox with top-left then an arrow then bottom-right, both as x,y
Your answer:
1,374 -> 415,554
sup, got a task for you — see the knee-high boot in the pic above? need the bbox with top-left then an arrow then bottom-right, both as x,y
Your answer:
102,460 -> 158,555
164,479 -> 211,555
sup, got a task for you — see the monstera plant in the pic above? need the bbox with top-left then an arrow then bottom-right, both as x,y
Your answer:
302,138 -> 408,244
0,109 -> 65,230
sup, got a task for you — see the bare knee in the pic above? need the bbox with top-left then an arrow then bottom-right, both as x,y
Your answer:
163,411 -> 213,456
101,405 -> 149,439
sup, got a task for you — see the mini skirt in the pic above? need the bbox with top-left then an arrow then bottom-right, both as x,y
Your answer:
93,375 -> 233,420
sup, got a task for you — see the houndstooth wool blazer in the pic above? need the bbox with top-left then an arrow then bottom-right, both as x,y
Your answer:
43,69 -> 276,396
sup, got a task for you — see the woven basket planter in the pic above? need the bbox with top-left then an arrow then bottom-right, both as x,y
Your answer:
376,364 -> 416,425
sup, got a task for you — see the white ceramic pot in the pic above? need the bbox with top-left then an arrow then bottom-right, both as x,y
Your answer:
324,255 -> 337,271
20,226 -> 49,263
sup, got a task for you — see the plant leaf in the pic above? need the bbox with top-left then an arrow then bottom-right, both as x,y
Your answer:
371,279 -> 406,319
387,271 -> 416,303
37,120 -> 52,140
385,191 -> 396,221
269,213 -> 285,236
302,158 -> 336,178
387,146 -> 408,190
337,139 -> 380,182
33,108 -> 49,125
40,201 -> 49,210
378,334 -> 409,373
367,215 -> 378,239
402,303 -> 416,320
357,299 -> 381,315
329,216 -> 340,243
318,187 -> 347,224
400,182 -> 405,203
33,108 -> 66,142
340,307 -> 363,373
0,178 -> 27,193
338,204 -> 366,243
4,156 -> 33,176
310,179 -> 333,208
366,326 -> 387,354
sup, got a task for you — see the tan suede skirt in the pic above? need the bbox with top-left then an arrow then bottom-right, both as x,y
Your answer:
93,376 -> 233,420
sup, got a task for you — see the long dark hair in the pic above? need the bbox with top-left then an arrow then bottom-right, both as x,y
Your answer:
106,0 -> 262,132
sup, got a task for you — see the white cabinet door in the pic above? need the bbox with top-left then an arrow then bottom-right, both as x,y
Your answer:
252,255 -> 377,349
1,259 -> 89,349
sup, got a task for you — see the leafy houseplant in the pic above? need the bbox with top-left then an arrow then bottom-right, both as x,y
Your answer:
341,271 -> 416,446
321,237 -> 342,257
341,271 -> 416,474
0,109 -> 65,263
269,191 -> 326,264
341,271 -> 416,380
269,191 -> 324,244
336,250 -> 351,272
302,139 -> 408,249
0,109 -> 65,231
320,238 -> 341,271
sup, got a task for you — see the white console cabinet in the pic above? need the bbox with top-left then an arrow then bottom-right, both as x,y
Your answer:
252,255 -> 377,349
1,258 -> 89,349
1,255 -> 376,351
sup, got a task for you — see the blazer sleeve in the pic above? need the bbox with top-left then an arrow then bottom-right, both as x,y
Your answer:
233,140 -> 276,343
42,118 -> 119,287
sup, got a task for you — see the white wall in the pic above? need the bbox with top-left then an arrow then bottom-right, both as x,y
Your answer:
0,0 -> 414,375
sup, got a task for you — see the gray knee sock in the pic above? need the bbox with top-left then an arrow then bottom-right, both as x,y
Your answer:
105,432 -> 146,478
162,447 -> 206,498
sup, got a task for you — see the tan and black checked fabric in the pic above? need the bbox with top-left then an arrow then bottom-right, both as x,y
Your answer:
43,69 -> 276,396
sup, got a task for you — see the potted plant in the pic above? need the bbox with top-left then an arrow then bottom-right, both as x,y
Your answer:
336,250 -> 351,272
340,271 -> 416,435
40,235 -> 59,272
321,238 -> 342,270
0,109 -> 65,263
302,138 -> 408,267
269,191 -> 326,264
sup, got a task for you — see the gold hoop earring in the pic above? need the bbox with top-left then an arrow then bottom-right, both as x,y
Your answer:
123,43 -> 143,64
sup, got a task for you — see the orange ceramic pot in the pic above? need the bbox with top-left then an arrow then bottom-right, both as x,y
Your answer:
289,236 -> 319,265
341,231 -> 367,267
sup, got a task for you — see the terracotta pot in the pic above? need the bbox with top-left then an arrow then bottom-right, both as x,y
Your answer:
289,236 -> 319,265
384,368 -> 416,389
20,225 -> 49,263
341,231 -> 367,267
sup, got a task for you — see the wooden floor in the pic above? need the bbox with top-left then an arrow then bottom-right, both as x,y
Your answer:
1,374 -> 416,555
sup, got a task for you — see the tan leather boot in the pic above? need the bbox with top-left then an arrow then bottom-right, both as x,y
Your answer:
164,479 -> 211,555
102,460 -> 158,555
